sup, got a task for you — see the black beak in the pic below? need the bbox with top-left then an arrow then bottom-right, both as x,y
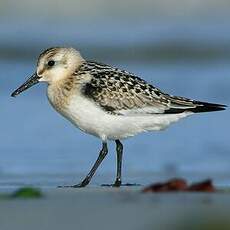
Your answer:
11,73 -> 40,97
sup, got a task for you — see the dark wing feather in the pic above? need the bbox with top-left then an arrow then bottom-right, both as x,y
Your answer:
78,61 -> 226,115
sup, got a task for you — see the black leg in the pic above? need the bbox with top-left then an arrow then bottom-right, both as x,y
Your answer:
113,140 -> 123,187
59,142 -> 108,188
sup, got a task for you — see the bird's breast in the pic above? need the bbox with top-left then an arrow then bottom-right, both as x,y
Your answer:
47,85 -> 107,138
64,94 -> 109,137
47,85 -> 70,113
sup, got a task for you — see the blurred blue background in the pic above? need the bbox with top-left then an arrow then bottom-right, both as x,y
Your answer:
0,0 -> 229,187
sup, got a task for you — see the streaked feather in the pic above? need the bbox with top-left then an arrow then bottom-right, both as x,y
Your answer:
75,61 -> 226,115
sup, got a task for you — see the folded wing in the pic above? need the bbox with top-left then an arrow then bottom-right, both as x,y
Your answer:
79,61 -> 226,116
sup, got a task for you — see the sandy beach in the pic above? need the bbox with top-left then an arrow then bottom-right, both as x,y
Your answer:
1,186 -> 230,230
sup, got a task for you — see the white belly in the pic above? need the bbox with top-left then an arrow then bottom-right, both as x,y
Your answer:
50,93 -> 192,141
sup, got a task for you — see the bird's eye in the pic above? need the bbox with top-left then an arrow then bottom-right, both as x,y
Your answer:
47,60 -> 55,67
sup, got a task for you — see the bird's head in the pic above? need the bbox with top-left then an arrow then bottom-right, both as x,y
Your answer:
11,47 -> 84,97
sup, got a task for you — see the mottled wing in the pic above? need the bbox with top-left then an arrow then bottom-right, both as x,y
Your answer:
77,61 -> 226,115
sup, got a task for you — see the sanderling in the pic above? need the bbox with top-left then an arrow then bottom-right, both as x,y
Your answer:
11,47 -> 226,187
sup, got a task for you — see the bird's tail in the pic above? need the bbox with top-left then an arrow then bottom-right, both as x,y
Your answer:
164,94 -> 227,114
189,101 -> 227,113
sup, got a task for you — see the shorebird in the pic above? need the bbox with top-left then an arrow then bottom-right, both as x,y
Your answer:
11,47 -> 226,187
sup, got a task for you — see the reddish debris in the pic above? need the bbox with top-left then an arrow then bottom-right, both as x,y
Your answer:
142,178 -> 187,193
142,178 -> 215,193
187,179 -> 215,192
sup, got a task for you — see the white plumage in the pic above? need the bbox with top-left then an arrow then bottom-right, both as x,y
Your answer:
57,92 -> 192,140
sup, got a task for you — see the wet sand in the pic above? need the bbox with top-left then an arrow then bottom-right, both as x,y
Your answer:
1,187 -> 230,230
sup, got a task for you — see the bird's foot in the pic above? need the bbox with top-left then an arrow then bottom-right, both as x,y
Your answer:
112,179 -> 122,187
101,182 -> 141,187
58,179 -> 89,188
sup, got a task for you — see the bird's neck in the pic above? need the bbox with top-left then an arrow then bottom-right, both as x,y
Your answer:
47,76 -> 77,112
